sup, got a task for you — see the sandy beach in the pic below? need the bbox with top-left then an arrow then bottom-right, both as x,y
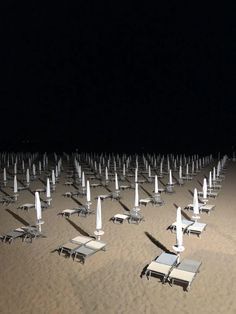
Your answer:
0,154 -> 236,314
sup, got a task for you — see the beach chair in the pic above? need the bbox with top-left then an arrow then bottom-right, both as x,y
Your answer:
57,208 -> 80,218
73,240 -> 107,263
185,203 -> 215,215
2,227 -> 28,244
128,210 -> 144,224
169,219 -> 194,233
186,222 -> 207,237
110,213 -> 130,224
57,236 -> 94,258
165,185 -> 175,194
145,252 -> 178,283
21,226 -> 43,242
139,198 -> 152,206
168,258 -> 202,291
17,203 -> 35,211
151,194 -> 165,206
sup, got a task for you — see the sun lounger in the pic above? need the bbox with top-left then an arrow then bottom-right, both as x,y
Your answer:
165,185 -> 175,194
198,191 -> 219,198
110,213 -> 130,224
151,194 -> 165,206
57,236 -> 94,257
58,208 -> 80,217
169,219 -> 194,233
120,185 -> 132,190
73,240 -> 106,263
168,258 -> 202,291
185,203 -> 215,214
2,227 -> 27,243
96,194 -> 111,201
128,210 -> 144,224
145,252 -> 178,283
18,203 -> 35,211
186,222 -> 207,237
139,198 -> 152,206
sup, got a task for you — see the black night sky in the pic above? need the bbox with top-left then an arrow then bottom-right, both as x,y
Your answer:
0,3 -> 234,154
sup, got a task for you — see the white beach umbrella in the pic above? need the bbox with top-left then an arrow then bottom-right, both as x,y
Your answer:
52,170 -> 56,186
134,183 -> 140,210
46,177 -> 51,205
179,165 -> 182,179
213,167 -> 216,182
35,191 -> 43,232
26,168 -> 30,185
148,165 -> 151,178
13,175 -> 18,194
135,168 -> 138,183
32,164 -> 36,177
193,188 -> 200,220
86,180 -> 91,203
168,169 -> 173,185
115,172 -> 119,191
203,178 -> 208,200
3,167 -> 7,184
82,172 -> 85,188
154,175 -> 159,194
173,207 -> 185,262
105,167 -> 109,181
208,171 -> 212,189
94,197 -> 104,240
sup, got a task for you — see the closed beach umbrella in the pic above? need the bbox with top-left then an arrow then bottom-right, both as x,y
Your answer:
154,175 -> 159,194
86,180 -> 91,203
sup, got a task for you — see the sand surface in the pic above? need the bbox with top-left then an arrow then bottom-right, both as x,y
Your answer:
0,155 -> 236,314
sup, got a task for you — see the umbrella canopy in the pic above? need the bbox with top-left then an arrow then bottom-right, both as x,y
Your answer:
35,192 -> 42,221
134,183 -> 139,208
193,188 -> 200,219
13,175 -> 18,194
82,172 -> 85,188
26,169 -> 30,184
179,165 -> 182,179
168,169 -> 173,185
96,197 -> 102,231
86,180 -> 91,203
203,178 -> 208,199
154,175 -> 159,194
176,207 -> 184,249
115,172 -> 119,191
46,177 -> 51,198
208,171 -> 212,189
173,207 -> 185,259
52,170 -> 56,185
3,168 -> 7,182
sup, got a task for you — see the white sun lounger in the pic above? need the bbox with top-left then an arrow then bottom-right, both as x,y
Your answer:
139,198 -> 152,206
73,240 -> 107,263
111,214 -> 130,224
58,236 -> 94,257
186,222 -> 207,237
168,258 -> 202,291
198,191 -> 218,198
170,219 -> 194,233
18,203 -> 35,211
185,203 -> 215,214
2,227 -> 27,243
145,252 -> 178,283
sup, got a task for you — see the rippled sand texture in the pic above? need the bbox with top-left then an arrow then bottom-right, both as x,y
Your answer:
0,155 -> 236,314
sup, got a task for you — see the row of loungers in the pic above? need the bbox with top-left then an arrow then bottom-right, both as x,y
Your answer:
57,235 -> 106,264
110,212 -> 144,224
145,252 -> 202,291
1,226 -> 42,243
169,219 -> 207,237
184,203 -> 216,215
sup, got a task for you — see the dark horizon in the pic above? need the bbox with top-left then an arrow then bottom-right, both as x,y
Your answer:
1,4 -> 234,154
